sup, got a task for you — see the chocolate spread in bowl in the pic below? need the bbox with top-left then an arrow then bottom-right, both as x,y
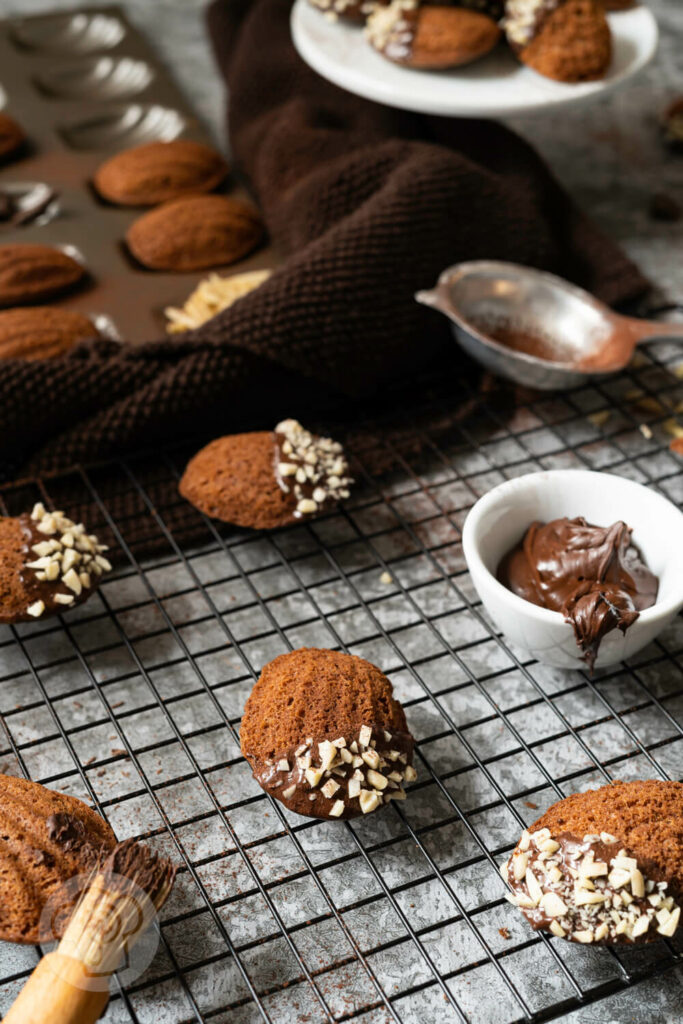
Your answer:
498,517 -> 658,669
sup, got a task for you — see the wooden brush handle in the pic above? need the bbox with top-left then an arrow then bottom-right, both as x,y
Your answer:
2,952 -> 109,1024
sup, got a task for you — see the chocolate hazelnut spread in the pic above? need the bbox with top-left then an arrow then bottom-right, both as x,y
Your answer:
498,517 -> 658,669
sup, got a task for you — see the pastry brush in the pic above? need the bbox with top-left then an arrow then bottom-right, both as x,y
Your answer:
3,838 -> 176,1024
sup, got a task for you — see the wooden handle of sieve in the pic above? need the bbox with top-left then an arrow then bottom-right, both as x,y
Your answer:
2,952 -> 109,1024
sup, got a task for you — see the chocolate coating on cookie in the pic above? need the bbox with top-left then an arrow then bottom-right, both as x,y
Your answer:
0,774 -> 116,943
0,502 -> 111,624
94,140 -> 229,207
240,648 -> 417,819
503,781 -> 683,944
179,421 -> 352,530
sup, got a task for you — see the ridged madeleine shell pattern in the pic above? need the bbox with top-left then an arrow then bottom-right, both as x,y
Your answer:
0,774 -> 116,943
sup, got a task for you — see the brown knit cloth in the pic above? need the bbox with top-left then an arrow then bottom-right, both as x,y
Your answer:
0,0 -> 647,483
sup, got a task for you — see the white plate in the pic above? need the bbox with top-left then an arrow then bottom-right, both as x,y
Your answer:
291,1 -> 658,118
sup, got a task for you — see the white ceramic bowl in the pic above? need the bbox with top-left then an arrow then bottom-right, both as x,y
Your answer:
462,470 -> 683,670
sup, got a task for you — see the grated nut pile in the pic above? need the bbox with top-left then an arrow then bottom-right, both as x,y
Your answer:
164,269 -> 271,334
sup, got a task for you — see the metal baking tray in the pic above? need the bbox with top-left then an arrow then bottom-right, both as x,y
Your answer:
0,5 -> 275,344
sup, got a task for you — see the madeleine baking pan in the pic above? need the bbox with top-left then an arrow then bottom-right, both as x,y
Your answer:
0,6 -> 274,343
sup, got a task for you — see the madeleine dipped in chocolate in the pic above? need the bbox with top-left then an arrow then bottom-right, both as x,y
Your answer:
504,0 -> 611,82
0,502 -> 111,624
179,419 -> 353,529
366,1 -> 502,68
503,780 -> 683,944
240,648 -> 417,820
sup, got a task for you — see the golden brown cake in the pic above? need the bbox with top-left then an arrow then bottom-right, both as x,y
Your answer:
179,419 -> 353,529
0,244 -> 86,307
240,648 -> 417,820
0,307 -> 98,359
367,1 -> 502,68
93,139 -> 229,206
0,112 -> 26,164
126,194 -> 263,272
504,0 -> 612,82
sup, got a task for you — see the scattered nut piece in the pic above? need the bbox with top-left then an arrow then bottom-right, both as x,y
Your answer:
165,269 -> 272,334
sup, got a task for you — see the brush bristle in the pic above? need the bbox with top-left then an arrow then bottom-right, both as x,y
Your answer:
99,838 -> 176,910
57,839 -> 176,973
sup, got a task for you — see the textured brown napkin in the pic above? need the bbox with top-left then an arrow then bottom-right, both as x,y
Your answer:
0,0 -> 647,483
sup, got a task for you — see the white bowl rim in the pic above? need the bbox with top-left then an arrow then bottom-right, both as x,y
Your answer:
462,468 -> 683,628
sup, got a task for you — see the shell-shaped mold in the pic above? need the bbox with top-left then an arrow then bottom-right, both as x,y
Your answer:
34,56 -> 154,101
59,104 -> 187,151
11,12 -> 126,54
0,182 -> 60,230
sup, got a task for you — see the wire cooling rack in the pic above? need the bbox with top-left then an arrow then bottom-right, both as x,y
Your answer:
0,336 -> 682,1024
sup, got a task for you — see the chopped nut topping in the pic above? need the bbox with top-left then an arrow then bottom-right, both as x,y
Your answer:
366,768 -> 388,790
503,827 -> 681,944
265,722 -> 416,819
305,767 -> 324,788
503,0 -> 560,48
26,600 -> 45,618
274,419 -> 353,519
358,725 -> 372,748
365,0 -> 418,57
62,568 -> 82,596
362,748 -> 381,770
309,0 -> 363,14
359,790 -> 382,814
23,503 -> 110,616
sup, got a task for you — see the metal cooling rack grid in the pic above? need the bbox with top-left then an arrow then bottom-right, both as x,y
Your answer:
0,335 -> 682,1024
